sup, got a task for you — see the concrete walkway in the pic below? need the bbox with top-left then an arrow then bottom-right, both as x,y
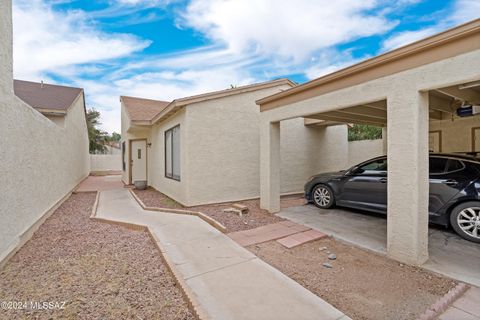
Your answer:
438,286 -> 480,320
95,189 -> 349,320
279,205 -> 480,287
76,175 -> 124,192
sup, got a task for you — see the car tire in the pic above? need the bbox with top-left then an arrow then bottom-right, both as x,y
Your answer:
312,184 -> 335,209
450,202 -> 480,243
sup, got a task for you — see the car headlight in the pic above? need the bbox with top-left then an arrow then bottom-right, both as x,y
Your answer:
307,175 -> 315,183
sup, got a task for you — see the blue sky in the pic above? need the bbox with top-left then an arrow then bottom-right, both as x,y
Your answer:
12,0 -> 480,133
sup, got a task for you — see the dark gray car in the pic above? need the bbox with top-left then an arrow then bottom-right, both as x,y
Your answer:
304,154 -> 480,243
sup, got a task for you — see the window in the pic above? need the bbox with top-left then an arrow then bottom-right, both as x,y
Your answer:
359,158 -> 387,173
122,141 -> 126,171
165,125 -> 180,180
429,157 -> 448,174
446,159 -> 465,173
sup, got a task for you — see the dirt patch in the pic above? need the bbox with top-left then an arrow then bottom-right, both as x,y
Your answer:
133,187 -> 306,232
134,187 -> 184,209
248,237 -> 457,320
0,193 -> 195,320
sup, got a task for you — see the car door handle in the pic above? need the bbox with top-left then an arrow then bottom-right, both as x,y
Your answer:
442,179 -> 458,186
379,178 -> 387,183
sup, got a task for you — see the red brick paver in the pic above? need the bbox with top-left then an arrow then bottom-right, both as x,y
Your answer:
75,175 -> 124,192
228,221 -> 310,247
277,229 -> 327,249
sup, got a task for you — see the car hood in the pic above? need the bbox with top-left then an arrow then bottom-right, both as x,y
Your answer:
311,171 -> 345,181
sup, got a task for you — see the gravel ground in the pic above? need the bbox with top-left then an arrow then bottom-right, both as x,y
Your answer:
0,193 -> 195,320
249,237 -> 457,320
133,188 -> 306,232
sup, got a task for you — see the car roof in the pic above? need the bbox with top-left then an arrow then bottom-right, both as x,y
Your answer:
364,153 -> 480,164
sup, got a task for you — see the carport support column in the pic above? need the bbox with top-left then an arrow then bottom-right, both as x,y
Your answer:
260,120 -> 281,213
387,89 -> 429,265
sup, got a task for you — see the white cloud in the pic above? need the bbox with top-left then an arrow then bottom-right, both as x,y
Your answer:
79,65 -> 255,133
381,27 -> 438,51
182,0 -> 396,61
12,0 -> 150,80
449,0 -> 480,24
381,0 -> 480,53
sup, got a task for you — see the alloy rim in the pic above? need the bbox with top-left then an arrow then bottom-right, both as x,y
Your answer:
314,187 -> 331,207
457,207 -> 480,239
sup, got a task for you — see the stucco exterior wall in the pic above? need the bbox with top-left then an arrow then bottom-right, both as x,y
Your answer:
0,94 -> 90,263
90,154 -> 122,172
0,0 -> 89,262
148,109 -> 188,205
281,123 -> 351,192
429,116 -> 480,153
348,138 -> 384,167
182,84 -> 323,205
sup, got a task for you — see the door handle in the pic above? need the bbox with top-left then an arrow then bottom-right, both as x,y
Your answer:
379,178 -> 388,183
442,179 -> 458,186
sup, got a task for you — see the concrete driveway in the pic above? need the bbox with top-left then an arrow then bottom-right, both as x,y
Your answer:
278,205 -> 480,287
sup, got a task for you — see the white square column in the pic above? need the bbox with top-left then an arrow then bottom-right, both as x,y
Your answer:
260,120 -> 281,213
387,89 -> 430,265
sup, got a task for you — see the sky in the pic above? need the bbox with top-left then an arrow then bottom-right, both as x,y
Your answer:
11,0 -> 480,133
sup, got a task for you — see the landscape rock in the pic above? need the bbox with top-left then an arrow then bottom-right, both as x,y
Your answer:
328,253 -> 337,260
322,262 -> 333,268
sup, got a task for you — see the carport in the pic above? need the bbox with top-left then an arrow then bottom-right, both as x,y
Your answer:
257,19 -> 480,265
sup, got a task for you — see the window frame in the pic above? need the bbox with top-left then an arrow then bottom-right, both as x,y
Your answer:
122,141 -> 126,171
429,156 -> 466,175
164,124 -> 181,181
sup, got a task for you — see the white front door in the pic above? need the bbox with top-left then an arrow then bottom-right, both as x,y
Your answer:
131,140 -> 147,183
473,128 -> 480,152
428,131 -> 441,152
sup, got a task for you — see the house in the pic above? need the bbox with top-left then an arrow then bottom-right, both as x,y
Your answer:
121,79 -> 364,206
13,79 -> 85,127
0,0 -> 89,264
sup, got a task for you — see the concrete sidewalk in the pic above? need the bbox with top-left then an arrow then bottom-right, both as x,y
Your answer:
95,189 -> 349,320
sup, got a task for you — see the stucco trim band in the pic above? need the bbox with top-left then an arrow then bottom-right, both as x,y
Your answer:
0,173 -> 89,269
128,189 -> 227,233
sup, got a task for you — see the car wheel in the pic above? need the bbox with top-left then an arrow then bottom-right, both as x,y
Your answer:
312,185 -> 335,209
450,202 -> 480,243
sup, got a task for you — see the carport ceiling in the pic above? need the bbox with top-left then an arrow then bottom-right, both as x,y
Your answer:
305,80 -> 480,126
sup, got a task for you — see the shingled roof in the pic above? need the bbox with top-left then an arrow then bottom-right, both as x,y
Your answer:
121,96 -> 170,122
14,79 -> 83,114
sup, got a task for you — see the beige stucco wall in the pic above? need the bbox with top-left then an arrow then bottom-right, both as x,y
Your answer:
429,116 -> 480,152
148,109 -> 188,205
0,0 -> 89,262
90,154 -> 122,172
347,138 -> 384,167
0,93 -> 90,264
182,84 -> 328,206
